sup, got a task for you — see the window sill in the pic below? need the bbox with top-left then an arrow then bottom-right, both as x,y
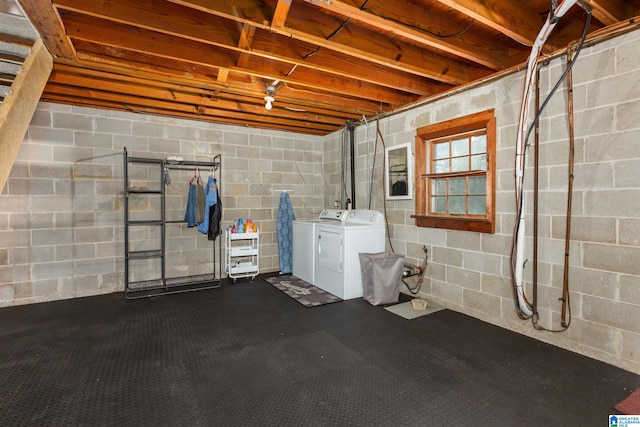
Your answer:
412,215 -> 494,234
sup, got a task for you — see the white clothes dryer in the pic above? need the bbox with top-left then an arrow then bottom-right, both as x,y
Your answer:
314,210 -> 385,300
292,209 -> 349,285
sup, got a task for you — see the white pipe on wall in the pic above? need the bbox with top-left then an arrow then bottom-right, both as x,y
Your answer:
513,0 -> 578,318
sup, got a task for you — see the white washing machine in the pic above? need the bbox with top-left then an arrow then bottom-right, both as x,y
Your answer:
292,209 -> 349,285
314,210 -> 386,300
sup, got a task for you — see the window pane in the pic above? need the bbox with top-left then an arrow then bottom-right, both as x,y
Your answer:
434,159 -> 449,173
432,178 -> 446,195
433,142 -> 449,160
469,176 -> 486,195
471,154 -> 487,170
469,196 -> 486,214
451,138 -> 468,156
449,177 -> 466,195
451,157 -> 467,172
449,196 -> 466,214
431,196 -> 446,213
471,135 -> 486,154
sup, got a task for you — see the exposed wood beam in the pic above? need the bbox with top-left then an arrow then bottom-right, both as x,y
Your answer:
53,0 -> 440,96
0,40 -> 53,192
436,0 -> 543,47
583,0 -> 629,25
236,24 -> 256,69
52,59 -> 378,119
46,69 -> 348,126
59,53 -> 383,116
42,85 -> 339,134
59,10 -> 415,106
44,94 -> 332,135
168,0 -> 474,85
17,0 -> 76,58
243,54 -> 418,107
250,30 -> 447,95
272,0 -> 292,29
303,0 -> 508,70
217,68 -> 229,84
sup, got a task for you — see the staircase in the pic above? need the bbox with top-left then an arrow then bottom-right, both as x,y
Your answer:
0,10 -> 53,192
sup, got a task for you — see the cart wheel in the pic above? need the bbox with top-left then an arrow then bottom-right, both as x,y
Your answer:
232,278 -> 237,284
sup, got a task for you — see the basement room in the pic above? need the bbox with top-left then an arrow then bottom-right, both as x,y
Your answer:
1,0 -> 640,425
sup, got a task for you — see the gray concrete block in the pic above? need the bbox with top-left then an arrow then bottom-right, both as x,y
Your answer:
249,134 -> 272,148
552,216 -> 616,244
584,130 -> 640,163
584,243 -> 640,275
75,258 -> 115,276
617,99 -> 640,132
463,251 -> 503,276
584,189 -> 640,218
463,288 -> 501,313
447,265 -> 481,290
74,131 -> 113,149
32,260 -> 73,280
32,279 -> 60,297
53,112 -> 93,131
132,121 -> 165,137
583,295 -> 640,334
95,117 -> 132,135
620,219 -> 640,246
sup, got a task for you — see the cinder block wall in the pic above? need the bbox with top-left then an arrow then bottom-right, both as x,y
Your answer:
0,104 -> 323,306
330,28 -> 640,374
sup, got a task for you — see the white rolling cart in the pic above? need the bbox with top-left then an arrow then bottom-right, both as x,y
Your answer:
225,229 -> 259,283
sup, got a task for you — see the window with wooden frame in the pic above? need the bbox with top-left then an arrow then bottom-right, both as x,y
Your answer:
413,110 -> 496,233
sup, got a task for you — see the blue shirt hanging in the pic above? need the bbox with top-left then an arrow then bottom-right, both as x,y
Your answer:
197,176 -> 217,234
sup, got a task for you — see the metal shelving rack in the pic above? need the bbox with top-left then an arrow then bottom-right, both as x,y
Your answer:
123,147 -> 222,299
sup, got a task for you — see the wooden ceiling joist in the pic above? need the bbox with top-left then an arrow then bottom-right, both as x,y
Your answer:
54,0 -> 442,95
43,88 -> 342,134
169,0 -> 477,85
14,0 -> 639,135
17,0 -> 75,58
60,10 -> 414,106
272,0 -> 293,29
436,0 -> 543,47
303,0 -> 508,70
58,54 -> 383,116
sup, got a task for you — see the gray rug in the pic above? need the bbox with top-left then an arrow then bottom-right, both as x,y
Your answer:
384,299 -> 445,319
265,275 -> 342,307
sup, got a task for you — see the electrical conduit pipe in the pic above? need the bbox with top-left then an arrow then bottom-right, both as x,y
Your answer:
513,0 -> 579,318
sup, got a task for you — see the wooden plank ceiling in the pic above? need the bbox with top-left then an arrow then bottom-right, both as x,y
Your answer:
16,0 -> 640,135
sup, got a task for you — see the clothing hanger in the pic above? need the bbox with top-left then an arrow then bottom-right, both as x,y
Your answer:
189,167 -> 201,185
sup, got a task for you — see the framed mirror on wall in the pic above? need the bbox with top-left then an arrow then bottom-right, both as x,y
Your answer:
385,142 -> 412,200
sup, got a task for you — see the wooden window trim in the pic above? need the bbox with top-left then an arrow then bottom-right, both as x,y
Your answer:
413,109 -> 496,234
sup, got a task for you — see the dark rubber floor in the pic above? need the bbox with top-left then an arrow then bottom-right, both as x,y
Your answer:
1,273 -> 638,426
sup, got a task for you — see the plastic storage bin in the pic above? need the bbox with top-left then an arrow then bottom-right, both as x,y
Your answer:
359,251 -> 405,306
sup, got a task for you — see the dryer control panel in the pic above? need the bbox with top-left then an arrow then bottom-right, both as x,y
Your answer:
319,209 -> 349,221
346,210 -> 385,225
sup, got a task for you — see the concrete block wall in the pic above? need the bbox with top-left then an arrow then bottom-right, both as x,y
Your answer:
0,103 -> 323,306
333,28 -> 640,374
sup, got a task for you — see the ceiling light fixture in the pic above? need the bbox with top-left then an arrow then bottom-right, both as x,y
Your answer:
264,85 -> 275,110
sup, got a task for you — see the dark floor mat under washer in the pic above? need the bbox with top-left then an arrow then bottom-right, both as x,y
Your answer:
0,274 -> 638,426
